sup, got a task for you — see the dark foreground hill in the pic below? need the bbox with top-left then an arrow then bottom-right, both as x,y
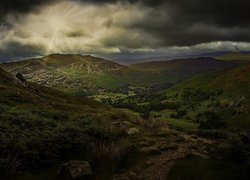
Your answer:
0,66 -> 111,174
0,67 -> 139,178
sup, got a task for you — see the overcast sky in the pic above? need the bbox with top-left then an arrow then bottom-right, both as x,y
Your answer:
0,0 -> 250,62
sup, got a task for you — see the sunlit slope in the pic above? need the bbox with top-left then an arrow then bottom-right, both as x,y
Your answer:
0,66 -> 106,112
1,54 -> 130,92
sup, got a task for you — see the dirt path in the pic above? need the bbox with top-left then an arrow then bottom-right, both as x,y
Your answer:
113,134 -> 217,180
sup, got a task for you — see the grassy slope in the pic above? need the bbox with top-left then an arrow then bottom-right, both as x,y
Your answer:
167,62 -> 250,98
1,55 -> 241,94
217,52 -> 250,61
168,156 -> 248,180
0,67 -> 174,179
0,67 -> 116,174
163,63 -> 250,132
0,66 -> 107,113
130,57 -> 239,73
130,57 -> 240,86
1,54 -> 130,92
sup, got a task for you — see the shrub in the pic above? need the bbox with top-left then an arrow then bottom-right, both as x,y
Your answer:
110,112 -> 130,122
88,140 -> 133,172
182,88 -> 210,102
199,111 -> 226,129
86,118 -> 127,140
0,108 -> 90,174
170,109 -> 187,119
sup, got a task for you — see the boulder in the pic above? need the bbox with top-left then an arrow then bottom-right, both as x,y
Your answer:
60,160 -> 92,179
139,147 -> 161,155
129,171 -> 137,179
138,141 -> 150,147
158,144 -> 178,151
16,72 -> 26,83
127,128 -> 140,135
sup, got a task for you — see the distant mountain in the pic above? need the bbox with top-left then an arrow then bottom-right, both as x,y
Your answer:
1,54 -> 131,94
130,57 -> 240,80
111,51 -> 250,65
1,54 -> 241,94
216,52 -> 250,61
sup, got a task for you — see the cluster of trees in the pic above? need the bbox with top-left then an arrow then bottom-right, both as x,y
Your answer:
181,88 -> 223,102
106,93 -> 179,119
101,87 -> 229,132
197,111 -> 226,129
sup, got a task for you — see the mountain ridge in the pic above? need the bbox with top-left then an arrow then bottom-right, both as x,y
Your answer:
0,54 -> 242,94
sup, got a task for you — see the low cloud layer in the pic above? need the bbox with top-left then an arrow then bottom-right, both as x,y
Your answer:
0,0 -> 250,61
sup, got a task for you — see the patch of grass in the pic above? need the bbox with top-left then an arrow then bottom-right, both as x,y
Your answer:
168,156 -> 249,180
88,139 -> 133,174
158,110 -> 198,131
217,52 -> 250,61
161,117 -> 198,131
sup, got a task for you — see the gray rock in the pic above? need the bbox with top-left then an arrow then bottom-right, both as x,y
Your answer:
127,128 -> 140,135
129,171 -> 137,179
60,160 -> 92,179
139,147 -> 161,155
158,144 -> 178,151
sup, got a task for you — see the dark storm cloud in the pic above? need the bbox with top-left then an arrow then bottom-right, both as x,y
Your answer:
1,0 -> 250,26
114,0 -> 250,46
0,0 -> 54,20
168,0 -> 250,27
81,0 -> 250,27
0,0 -> 250,60
0,41 -> 44,62
75,0 -> 250,46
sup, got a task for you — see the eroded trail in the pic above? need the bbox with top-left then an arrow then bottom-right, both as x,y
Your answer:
113,133 -> 217,180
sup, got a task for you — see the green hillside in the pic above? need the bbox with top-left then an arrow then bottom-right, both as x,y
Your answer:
168,62 -> 250,97
130,57 -> 239,74
107,62 -> 250,132
130,57 -> 240,89
1,54 -> 131,93
1,61 -> 249,179
217,52 -> 250,61
1,55 -> 241,95
0,67 -> 133,178
0,67 -> 186,179
162,63 -> 250,132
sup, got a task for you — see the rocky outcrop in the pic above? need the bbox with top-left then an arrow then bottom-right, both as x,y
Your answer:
16,72 -> 26,83
59,160 -> 92,179
0,67 -> 19,84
